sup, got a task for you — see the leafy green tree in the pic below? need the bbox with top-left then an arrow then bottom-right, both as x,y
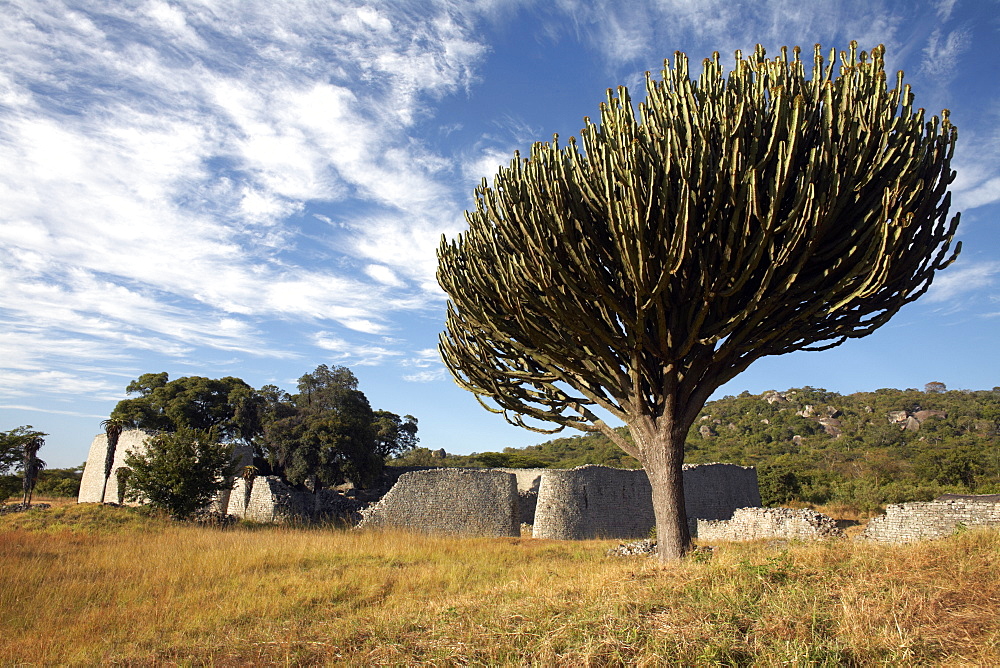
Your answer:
122,427 -> 236,519
111,373 -> 260,444
2,426 -> 47,506
438,43 -> 960,559
20,429 -> 46,507
475,452 -> 549,468
757,463 -> 802,506
261,365 -> 387,511
372,410 -> 419,459
33,466 -> 84,498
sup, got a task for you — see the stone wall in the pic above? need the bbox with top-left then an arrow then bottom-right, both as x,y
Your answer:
227,476 -> 365,523
358,469 -> 519,536
228,476 -> 309,522
78,429 -> 251,506
859,499 -> 1000,543
697,507 -> 843,542
78,430 -> 156,504
682,463 -> 762,522
531,463 -> 760,540
533,466 -> 654,540
497,468 -> 548,525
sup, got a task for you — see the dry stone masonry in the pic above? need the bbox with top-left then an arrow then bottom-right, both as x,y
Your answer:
78,429 -> 251,508
859,497 -> 1000,543
226,476 -> 365,523
78,429 -> 154,504
498,467 -> 547,525
681,463 -> 762,524
532,463 -> 760,539
357,469 -> 520,537
697,507 -> 843,542
532,466 -> 656,540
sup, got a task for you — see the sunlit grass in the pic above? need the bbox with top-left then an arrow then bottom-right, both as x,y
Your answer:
2,503 -> 999,665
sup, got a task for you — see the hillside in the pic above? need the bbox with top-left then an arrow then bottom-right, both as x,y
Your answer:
394,386 -> 1000,512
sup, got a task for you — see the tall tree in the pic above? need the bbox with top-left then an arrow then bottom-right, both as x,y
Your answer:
437,43 -> 959,560
1,426 -> 47,506
111,373 -> 261,443
263,365 -> 383,511
372,411 -> 419,459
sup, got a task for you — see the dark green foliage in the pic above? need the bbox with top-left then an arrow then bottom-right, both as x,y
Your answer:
1,426 -> 47,506
0,428 -> 26,473
122,427 -> 236,519
0,475 -> 20,500
372,410 -> 419,459
261,365 -> 392,490
32,466 -> 84,498
474,452 -> 550,468
757,463 -> 802,506
105,366 -> 419,500
111,374 -> 259,443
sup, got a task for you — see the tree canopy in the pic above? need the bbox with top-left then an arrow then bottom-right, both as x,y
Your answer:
111,373 -> 258,443
264,365 -> 383,490
437,42 -> 959,560
107,365 -> 418,497
0,426 -> 47,506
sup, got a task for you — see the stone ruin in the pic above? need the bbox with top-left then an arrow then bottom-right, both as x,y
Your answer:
697,507 -> 844,542
358,463 -> 762,540
358,469 -> 520,536
859,495 -> 1000,543
78,429 -> 252,510
226,475 -> 366,523
85,432 -> 1000,546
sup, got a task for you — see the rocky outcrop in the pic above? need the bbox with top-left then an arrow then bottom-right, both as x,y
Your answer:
887,409 -> 947,432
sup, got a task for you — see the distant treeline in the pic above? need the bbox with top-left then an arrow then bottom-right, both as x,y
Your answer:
393,385 -> 1000,512
1,465 -> 83,500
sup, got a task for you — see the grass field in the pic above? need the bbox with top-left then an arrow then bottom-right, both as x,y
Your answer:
2,499 -> 999,666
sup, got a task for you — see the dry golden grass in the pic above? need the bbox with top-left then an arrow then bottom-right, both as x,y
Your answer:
2,503 -> 999,666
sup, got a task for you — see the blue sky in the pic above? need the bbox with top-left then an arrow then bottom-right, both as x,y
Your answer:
2,0 -> 998,468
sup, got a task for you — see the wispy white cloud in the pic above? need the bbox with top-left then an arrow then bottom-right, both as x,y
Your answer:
311,332 -> 404,366
926,261 -> 1000,304
401,348 -> 446,382
403,348 -> 443,368
920,27 -> 970,80
933,0 -> 959,21
403,369 -> 448,383
951,116 -> 1000,211
0,404 -> 109,419
547,0 -> 905,71
0,369 -> 123,402
0,0 -> 494,382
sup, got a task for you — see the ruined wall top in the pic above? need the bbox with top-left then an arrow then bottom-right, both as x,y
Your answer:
358,468 -> 519,537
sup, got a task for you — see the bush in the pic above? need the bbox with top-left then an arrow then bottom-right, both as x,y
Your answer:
123,427 -> 236,519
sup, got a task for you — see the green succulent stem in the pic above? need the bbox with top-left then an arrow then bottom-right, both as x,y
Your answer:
437,42 -> 960,560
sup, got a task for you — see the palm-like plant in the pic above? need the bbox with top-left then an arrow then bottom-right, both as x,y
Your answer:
20,432 -> 45,507
100,417 -> 130,504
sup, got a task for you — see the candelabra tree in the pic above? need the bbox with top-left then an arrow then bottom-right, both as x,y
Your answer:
437,42 -> 960,560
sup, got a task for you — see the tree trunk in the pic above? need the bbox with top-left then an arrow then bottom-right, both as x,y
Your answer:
21,464 -> 35,508
630,418 -> 692,561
